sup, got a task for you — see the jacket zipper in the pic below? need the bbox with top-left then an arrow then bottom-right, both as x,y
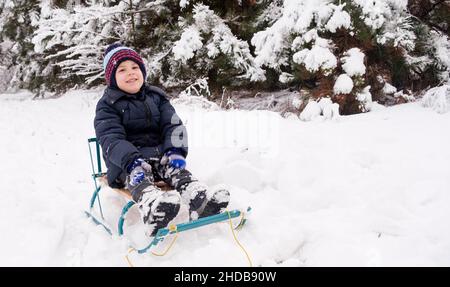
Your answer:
143,100 -> 152,127
142,100 -> 153,145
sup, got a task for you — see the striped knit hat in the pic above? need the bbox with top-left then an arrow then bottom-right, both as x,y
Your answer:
103,43 -> 147,88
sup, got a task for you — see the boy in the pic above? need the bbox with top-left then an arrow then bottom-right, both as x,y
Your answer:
94,43 -> 230,236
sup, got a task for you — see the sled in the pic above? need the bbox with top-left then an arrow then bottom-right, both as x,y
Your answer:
86,137 -> 250,254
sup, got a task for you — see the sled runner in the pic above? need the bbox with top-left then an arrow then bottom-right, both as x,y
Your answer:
85,137 -> 250,254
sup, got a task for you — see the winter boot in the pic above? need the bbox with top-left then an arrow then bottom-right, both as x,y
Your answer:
179,181 -> 230,220
130,178 -> 181,237
200,187 -> 230,218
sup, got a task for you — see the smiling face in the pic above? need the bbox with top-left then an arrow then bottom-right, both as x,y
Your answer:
115,60 -> 144,94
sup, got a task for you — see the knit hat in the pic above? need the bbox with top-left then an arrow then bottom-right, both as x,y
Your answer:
103,43 -> 147,88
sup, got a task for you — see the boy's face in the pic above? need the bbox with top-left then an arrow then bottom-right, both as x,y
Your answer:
115,60 -> 144,94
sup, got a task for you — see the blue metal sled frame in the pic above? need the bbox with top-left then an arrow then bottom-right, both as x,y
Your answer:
86,137 -> 250,254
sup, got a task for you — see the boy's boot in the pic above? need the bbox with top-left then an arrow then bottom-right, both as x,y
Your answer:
129,175 -> 181,237
179,181 -> 230,220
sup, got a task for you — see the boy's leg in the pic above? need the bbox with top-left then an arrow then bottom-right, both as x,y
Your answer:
155,162 -> 230,220
126,161 -> 181,236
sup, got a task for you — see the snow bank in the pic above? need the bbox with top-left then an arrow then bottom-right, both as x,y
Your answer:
1,87 -> 450,266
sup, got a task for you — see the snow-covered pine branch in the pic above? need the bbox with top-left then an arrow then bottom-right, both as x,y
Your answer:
430,31 -> 450,83
251,1 -> 350,75
173,3 -> 266,82
0,0 -> 41,92
31,1 -> 130,85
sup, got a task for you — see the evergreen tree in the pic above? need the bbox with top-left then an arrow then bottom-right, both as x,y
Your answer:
31,0 -> 131,93
0,0 -> 448,115
0,0 -> 40,93
25,0 -> 271,95
251,0 -> 447,114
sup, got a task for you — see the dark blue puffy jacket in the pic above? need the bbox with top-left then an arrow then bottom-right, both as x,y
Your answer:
94,84 -> 188,188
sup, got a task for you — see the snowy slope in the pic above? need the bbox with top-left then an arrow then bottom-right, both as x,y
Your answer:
0,88 -> 449,267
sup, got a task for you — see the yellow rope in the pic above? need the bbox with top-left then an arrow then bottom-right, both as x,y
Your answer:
227,210 -> 253,267
151,224 -> 179,256
125,247 -> 136,267
232,210 -> 246,230
125,224 -> 179,266
125,212 -> 252,267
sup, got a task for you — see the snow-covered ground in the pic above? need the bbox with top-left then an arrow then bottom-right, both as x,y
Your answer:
0,88 -> 449,267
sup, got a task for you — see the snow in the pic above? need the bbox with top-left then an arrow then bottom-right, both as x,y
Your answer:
351,0 -> 415,51
292,30 -> 338,75
252,0 -> 332,70
431,32 -> 450,82
1,87 -> 450,266
341,48 -> 366,77
179,0 -> 190,9
352,0 -> 392,30
294,45 -> 337,74
318,97 -> 340,120
383,82 -> 397,95
175,4 -> 266,82
324,4 -> 351,33
172,26 -> 203,63
334,73 -> 354,94
292,96 -> 303,110
300,98 -> 340,121
421,85 -> 450,114
299,100 -> 321,121
279,72 -> 294,84
357,85 -> 373,112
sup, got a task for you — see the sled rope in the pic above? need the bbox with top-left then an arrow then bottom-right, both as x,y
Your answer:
125,210 -> 251,267
125,248 -> 136,267
125,224 -> 179,266
151,224 -> 179,256
227,210 -> 253,267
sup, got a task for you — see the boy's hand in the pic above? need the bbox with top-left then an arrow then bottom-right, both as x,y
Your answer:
127,158 -> 152,187
161,148 -> 186,169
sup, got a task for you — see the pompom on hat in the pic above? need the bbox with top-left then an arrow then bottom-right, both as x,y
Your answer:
103,43 -> 147,88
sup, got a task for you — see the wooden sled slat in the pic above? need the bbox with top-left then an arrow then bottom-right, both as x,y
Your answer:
98,176 -> 172,201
